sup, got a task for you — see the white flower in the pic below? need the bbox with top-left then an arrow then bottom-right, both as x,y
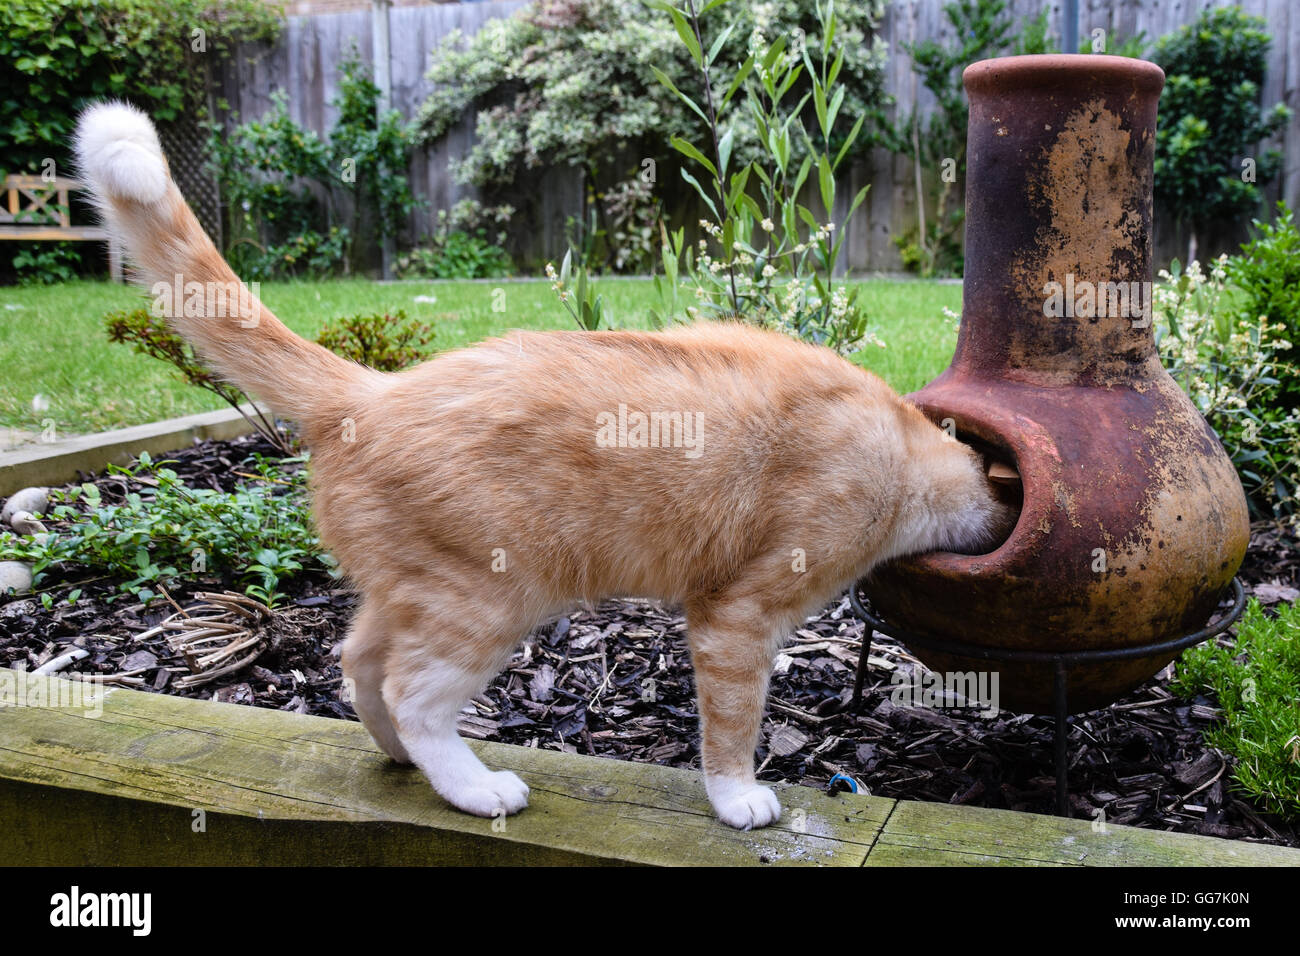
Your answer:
761,218 -> 774,232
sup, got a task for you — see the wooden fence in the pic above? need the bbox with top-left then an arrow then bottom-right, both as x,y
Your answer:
215,0 -> 1300,272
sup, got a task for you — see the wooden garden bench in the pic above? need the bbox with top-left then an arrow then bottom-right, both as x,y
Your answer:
0,173 -> 122,280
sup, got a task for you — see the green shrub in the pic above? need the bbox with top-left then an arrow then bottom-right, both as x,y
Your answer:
0,0 -> 280,172
314,310 -> 435,371
11,242 -> 79,285
0,452 -> 330,608
1172,598 -> 1300,820
228,227 -> 351,282
1153,6 -> 1291,262
395,231 -> 513,280
1227,204 -> 1300,411
0,0 -> 281,283
210,50 -> 417,277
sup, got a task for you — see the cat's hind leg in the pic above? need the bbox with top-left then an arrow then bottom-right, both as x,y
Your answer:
382,597 -> 534,818
340,603 -> 411,764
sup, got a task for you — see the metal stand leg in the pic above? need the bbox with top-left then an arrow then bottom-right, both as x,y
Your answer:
851,628 -> 870,708
1053,659 -> 1069,818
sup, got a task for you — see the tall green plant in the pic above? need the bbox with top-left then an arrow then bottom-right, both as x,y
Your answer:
1153,6 -> 1291,263
644,0 -> 880,354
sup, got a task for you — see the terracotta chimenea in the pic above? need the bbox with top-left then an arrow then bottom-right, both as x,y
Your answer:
864,55 -> 1250,714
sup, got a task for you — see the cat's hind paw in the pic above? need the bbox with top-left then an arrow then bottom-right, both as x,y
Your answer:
708,778 -> 782,830
442,769 -> 530,818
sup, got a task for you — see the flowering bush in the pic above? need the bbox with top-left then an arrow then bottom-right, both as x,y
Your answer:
1154,256 -> 1300,525
1227,204 -> 1300,410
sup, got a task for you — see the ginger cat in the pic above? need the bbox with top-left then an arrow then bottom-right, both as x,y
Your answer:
74,102 -> 1016,830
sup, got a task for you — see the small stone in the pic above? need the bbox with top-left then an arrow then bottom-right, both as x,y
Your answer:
121,650 -> 158,673
530,663 -> 556,702
7,511 -> 47,536
2,488 -> 48,526
0,562 -> 33,595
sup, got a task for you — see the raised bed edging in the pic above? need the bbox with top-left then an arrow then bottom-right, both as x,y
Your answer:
0,405 -> 261,498
1,673 -> 1295,867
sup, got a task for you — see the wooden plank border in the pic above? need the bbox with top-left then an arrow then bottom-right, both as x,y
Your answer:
0,673 -> 1296,866
0,405 -> 264,498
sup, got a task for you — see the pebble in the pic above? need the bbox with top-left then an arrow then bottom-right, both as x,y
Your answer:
0,562 -> 34,595
2,487 -> 49,526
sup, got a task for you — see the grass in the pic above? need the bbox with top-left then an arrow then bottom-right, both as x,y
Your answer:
1172,598 -> 1300,819
0,277 -> 960,436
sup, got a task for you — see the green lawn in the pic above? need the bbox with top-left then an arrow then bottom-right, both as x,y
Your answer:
0,277 -> 960,436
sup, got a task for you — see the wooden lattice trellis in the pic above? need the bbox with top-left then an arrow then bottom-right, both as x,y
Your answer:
157,106 -> 223,250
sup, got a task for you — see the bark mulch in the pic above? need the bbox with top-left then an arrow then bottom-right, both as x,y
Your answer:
2,433 -> 1296,849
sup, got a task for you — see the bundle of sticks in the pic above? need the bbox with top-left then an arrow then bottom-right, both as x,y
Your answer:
135,591 -> 274,690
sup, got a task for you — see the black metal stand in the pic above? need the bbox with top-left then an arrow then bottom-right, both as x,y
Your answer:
847,578 -> 1247,817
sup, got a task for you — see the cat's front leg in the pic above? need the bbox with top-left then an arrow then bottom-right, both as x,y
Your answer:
686,596 -> 786,830
705,774 -> 783,831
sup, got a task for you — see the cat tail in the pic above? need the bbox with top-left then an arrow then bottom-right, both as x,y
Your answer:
73,100 -> 377,426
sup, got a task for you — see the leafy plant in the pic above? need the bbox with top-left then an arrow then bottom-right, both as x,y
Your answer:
1172,598 -> 1300,820
11,241 -> 79,284
395,198 -> 514,279
395,232 -> 513,280
104,307 -> 293,454
547,250 -> 607,331
0,0 -> 280,171
0,0 -> 281,283
229,227 -> 351,282
1226,203 -> 1300,411
0,452 -> 331,607
314,309 -> 436,371
1153,6 -> 1291,263
1154,256 -> 1299,525
601,173 -> 662,273
209,50 -> 418,277
643,0 -> 881,354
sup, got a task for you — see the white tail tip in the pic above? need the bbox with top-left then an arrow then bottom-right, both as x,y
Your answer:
74,101 -> 168,205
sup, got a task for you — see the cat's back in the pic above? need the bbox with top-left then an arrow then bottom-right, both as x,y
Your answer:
391,320 -> 896,417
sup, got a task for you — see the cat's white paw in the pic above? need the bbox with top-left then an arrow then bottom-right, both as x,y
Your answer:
708,778 -> 782,830
442,769 -> 530,818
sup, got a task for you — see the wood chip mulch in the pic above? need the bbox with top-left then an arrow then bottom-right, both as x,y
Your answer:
2,433 -> 1297,848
